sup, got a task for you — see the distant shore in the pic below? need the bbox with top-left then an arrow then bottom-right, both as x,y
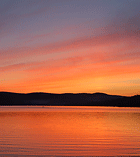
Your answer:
0,92 -> 140,107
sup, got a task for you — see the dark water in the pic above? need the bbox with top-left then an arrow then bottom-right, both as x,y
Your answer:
0,106 -> 140,156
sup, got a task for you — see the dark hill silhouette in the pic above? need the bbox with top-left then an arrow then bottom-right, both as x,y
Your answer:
0,92 -> 139,107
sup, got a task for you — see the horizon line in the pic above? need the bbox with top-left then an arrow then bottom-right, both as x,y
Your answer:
1,91 -> 139,97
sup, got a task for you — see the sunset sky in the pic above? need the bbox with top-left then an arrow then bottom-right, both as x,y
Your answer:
0,0 -> 140,96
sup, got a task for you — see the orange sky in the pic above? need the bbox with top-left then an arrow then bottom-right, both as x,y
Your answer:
0,0 -> 140,96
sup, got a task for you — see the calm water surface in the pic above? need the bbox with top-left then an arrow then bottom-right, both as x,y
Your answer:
0,106 -> 140,156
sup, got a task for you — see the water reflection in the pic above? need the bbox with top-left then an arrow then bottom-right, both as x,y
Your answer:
0,106 -> 140,156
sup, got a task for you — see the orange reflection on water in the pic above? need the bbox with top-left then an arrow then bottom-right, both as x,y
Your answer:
0,107 -> 140,156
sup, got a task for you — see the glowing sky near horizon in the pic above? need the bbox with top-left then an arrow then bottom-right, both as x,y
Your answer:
0,0 -> 140,96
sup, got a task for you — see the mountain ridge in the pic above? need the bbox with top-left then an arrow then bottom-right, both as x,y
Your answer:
0,92 -> 139,107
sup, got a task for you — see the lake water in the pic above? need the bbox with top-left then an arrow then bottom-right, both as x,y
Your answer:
0,106 -> 140,156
